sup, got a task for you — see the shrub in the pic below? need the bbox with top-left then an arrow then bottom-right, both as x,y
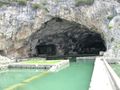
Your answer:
75,0 -> 94,7
111,37 -> 114,42
17,0 -> 27,6
0,2 -> 5,7
0,1 -> 10,7
107,16 -> 114,20
32,3 -> 40,9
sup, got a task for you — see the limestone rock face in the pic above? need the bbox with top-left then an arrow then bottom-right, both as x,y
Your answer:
109,16 -> 120,29
0,0 -> 119,58
0,55 -> 14,69
105,15 -> 120,57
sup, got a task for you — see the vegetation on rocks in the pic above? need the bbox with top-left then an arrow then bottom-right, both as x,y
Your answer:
75,0 -> 94,7
31,3 -> 49,12
32,3 -> 41,9
0,0 -> 94,7
16,0 -> 27,6
107,16 -> 114,21
0,1 -> 9,7
0,0 -> 27,7
109,25 -> 113,30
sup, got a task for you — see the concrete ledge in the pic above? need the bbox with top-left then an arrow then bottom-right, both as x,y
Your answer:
0,55 -> 15,70
76,56 -> 96,60
8,64 -> 52,69
0,65 -> 8,70
89,57 -> 115,90
8,60 -> 70,72
49,60 -> 69,72
103,59 -> 120,90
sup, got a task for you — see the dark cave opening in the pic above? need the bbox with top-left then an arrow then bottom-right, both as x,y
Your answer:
0,50 -> 5,56
29,18 -> 106,57
36,44 -> 56,56
34,32 -> 106,56
74,33 -> 106,55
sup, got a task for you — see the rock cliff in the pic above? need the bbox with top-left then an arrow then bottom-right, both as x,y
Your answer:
0,0 -> 120,58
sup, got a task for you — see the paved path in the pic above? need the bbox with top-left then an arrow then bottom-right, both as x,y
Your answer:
89,57 -> 114,90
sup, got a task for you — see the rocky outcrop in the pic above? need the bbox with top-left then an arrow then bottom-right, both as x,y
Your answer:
0,0 -> 119,58
104,15 -> 120,57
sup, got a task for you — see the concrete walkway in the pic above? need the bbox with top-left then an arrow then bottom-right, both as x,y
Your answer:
89,57 -> 115,90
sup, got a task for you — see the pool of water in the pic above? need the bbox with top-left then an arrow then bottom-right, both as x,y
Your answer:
0,69 -> 45,90
0,60 -> 94,90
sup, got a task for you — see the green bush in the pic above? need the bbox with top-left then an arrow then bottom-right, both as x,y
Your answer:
107,16 -> 114,20
32,3 -> 41,9
0,2 -> 5,7
0,1 -> 10,7
75,0 -> 94,7
0,0 -> 28,7
17,0 -> 27,6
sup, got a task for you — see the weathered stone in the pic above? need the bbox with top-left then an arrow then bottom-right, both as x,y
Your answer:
0,0 -> 119,58
0,38 -> 6,50
109,15 -> 120,29
15,26 -> 32,41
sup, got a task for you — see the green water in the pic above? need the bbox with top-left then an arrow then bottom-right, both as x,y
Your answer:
0,69 -> 44,90
0,61 -> 94,90
111,63 -> 120,77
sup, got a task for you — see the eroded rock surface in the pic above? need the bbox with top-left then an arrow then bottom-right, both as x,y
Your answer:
0,0 -> 119,58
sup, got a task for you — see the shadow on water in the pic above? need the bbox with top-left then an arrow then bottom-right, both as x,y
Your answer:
69,57 -> 76,62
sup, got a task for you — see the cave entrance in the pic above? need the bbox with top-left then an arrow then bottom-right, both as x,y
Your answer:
36,44 -> 56,56
29,17 -> 106,57
75,33 -> 106,55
